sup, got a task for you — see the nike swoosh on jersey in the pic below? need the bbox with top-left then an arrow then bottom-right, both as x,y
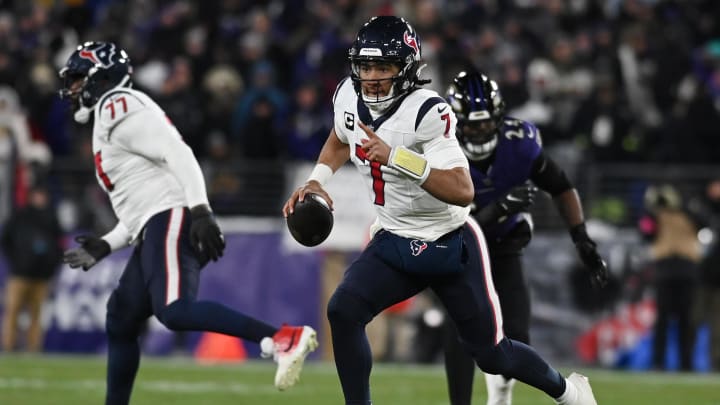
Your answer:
437,106 -> 447,113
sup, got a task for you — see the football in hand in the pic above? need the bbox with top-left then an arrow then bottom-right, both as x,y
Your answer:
286,193 -> 334,247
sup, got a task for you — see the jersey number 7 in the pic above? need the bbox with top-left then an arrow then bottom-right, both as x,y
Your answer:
355,144 -> 385,206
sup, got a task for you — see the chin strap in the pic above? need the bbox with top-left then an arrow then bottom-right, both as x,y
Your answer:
415,63 -> 431,85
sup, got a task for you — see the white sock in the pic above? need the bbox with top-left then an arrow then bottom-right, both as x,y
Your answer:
555,377 -> 578,405
260,337 -> 275,358
485,373 -> 515,404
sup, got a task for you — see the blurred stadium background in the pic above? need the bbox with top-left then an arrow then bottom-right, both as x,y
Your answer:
1,0 -> 720,403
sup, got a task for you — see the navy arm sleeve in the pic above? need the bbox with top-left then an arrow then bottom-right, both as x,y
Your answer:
529,151 -> 573,196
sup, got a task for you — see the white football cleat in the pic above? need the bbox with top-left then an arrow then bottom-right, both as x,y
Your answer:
485,373 -> 516,405
557,372 -> 597,405
270,325 -> 318,390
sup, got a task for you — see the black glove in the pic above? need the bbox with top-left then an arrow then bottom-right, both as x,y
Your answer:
570,223 -> 609,289
497,183 -> 538,216
189,204 -> 225,261
63,235 -> 111,271
474,183 -> 537,225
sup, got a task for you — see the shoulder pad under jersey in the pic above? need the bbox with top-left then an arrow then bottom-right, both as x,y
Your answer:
332,77 -> 351,105
414,95 -> 455,143
97,90 -> 147,129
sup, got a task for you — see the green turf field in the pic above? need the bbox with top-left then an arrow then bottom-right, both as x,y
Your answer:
1,354 -> 719,404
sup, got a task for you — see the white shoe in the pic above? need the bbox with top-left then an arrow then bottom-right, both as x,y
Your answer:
559,373 -> 597,405
485,373 -> 515,405
270,325 -> 318,390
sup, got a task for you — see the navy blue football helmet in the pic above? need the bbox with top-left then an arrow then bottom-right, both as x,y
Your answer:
348,16 -> 428,110
445,70 -> 506,161
59,42 -> 132,112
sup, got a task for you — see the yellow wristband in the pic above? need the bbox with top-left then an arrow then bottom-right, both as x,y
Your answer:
389,146 -> 430,184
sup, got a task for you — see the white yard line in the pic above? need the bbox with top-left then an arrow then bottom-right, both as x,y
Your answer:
0,378 -> 279,393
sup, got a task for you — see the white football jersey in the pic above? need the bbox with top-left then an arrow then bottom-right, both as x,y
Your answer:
90,87 -> 209,243
333,78 -> 470,241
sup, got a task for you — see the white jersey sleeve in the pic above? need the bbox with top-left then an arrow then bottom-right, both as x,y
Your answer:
101,221 -> 132,251
415,101 -> 468,170
332,77 -> 353,145
91,89 -> 209,239
109,109 -> 210,209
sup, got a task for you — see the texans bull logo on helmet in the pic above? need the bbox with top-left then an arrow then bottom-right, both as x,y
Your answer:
403,31 -> 419,59
58,41 -> 133,123
78,43 -> 117,69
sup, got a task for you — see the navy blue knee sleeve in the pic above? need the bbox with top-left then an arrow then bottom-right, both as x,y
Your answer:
327,288 -> 376,402
106,313 -> 145,340
153,298 -> 276,341
327,288 -> 375,326
156,299 -> 193,331
472,338 -> 565,397
471,338 -> 512,375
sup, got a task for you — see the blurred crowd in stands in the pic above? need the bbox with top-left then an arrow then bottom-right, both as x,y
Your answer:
0,0 -> 719,223
1,0 -> 720,365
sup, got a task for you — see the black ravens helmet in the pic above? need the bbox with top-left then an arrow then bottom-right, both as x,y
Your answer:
445,70 -> 506,161
348,16 -> 428,111
287,194 -> 334,247
59,41 -> 132,122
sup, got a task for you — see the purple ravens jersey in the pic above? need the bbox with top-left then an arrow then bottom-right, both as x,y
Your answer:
469,117 -> 542,240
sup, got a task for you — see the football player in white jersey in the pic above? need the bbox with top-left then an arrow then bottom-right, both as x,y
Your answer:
283,16 -> 598,405
59,42 -> 317,404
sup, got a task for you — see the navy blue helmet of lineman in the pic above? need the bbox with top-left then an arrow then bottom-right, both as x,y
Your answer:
348,16 -> 427,111
59,41 -> 132,122
445,70 -> 506,161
